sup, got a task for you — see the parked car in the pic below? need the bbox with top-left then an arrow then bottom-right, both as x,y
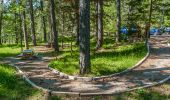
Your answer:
121,27 -> 138,35
150,28 -> 161,35
121,27 -> 128,34
164,27 -> 170,34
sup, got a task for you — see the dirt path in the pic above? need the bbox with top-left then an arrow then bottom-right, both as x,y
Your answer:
2,35 -> 170,95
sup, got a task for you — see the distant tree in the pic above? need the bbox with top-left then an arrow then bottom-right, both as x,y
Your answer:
29,0 -> 37,46
79,0 -> 91,74
96,0 -> 103,50
116,0 -> 121,43
148,0 -> 153,39
21,10 -> 29,49
40,0 -> 47,42
75,0 -> 80,45
0,0 -> 3,45
50,0 -> 59,52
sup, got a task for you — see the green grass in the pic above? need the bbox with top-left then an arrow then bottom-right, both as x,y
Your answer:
0,45 -> 43,99
0,64 -> 43,99
0,44 -> 21,58
49,42 -> 147,76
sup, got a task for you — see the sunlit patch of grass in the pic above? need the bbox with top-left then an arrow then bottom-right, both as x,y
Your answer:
0,44 -> 21,58
0,64 -> 42,99
49,42 -> 147,76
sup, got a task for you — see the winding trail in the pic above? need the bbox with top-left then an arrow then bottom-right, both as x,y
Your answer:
2,35 -> 170,96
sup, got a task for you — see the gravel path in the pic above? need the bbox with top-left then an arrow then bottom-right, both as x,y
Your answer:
2,35 -> 170,95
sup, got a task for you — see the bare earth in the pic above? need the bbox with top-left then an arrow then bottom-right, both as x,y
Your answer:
2,35 -> 170,95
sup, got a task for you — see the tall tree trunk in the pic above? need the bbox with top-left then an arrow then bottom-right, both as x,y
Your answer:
62,11 -> 64,48
96,0 -> 103,50
40,0 -> 47,42
116,0 -> 121,43
75,0 -> 80,45
29,0 -> 36,46
19,15 -> 23,51
18,0 -> 23,51
50,0 -> 59,52
22,11 -> 29,50
147,0 -> 153,39
95,2 -> 98,38
79,0 -> 91,74
15,13 -> 18,44
0,0 -> 3,45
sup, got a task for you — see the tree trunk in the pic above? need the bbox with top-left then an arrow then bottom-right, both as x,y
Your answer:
79,0 -> 91,74
22,11 -> 29,50
75,0 -> 80,45
116,0 -> 121,43
147,0 -> 153,39
50,0 -> 59,52
15,13 -> 19,44
0,0 -> 3,45
96,0 -> 103,50
95,2 -> 98,38
29,0 -> 37,46
40,0 -> 47,42
19,15 -> 23,51
62,11 -> 64,48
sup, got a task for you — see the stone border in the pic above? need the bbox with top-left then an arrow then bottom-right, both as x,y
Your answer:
48,42 -> 151,82
9,63 -> 170,97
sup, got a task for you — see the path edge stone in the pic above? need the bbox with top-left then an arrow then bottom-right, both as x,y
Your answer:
9,63 -> 170,97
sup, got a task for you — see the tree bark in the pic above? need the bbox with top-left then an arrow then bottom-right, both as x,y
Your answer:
40,0 -> 47,42
96,0 -> 103,50
79,0 -> 91,74
15,13 -> 19,44
29,0 -> 37,46
147,0 -> 153,39
50,0 -> 59,52
75,0 -> 80,45
0,0 -> 3,45
62,11 -> 64,48
116,0 -> 121,43
19,15 -> 23,51
21,11 -> 29,50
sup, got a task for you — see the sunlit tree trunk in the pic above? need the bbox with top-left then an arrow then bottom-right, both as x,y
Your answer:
62,11 -> 64,48
29,0 -> 37,46
14,13 -> 19,44
0,0 -> 3,45
22,11 -> 29,50
79,0 -> 91,74
116,0 -> 121,43
96,0 -> 103,50
40,0 -> 47,42
50,0 -> 59,52
148,0 -> 153,39
19,15 -> 23,51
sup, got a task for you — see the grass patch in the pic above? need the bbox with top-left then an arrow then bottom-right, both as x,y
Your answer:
49,42 -> 147,76
0,44 -> 21,58
0,64 -> 42,99
0,44 -> 44,99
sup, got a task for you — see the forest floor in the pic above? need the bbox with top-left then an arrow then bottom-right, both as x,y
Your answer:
0,35 -> 170,99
